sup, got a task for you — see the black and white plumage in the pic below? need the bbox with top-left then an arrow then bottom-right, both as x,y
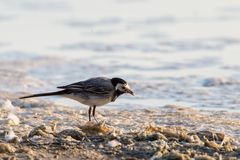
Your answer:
19,77 -> 134,121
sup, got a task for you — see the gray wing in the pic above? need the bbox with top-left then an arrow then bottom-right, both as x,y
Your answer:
57,77 -> 114,95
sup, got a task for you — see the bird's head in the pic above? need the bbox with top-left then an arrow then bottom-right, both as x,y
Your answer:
111,77 -> 134,95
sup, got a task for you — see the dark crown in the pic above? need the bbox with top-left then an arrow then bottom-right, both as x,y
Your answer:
111,77 -> 127,86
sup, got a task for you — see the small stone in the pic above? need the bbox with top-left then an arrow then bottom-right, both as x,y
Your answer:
18,147 -> 34,155
1,99 -> 14,111
162,151 -> 191,160
203,136 -> 221,151
150,150 -> 163,160
195,155 -> 215,160
28,125 -> 48,138
99,143 -> 104,149
7,113 -> 20,126
0,142 -> 16,153
10,157 -> 16,160
107,140 -> 121,148
57,129 -> 86,140
3,157 -> 16,160
4,129 -> 19,143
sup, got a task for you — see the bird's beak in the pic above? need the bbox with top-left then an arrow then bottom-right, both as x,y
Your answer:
125,87 -> 134,96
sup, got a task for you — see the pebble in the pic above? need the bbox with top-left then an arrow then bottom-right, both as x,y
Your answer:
18,147 -> 34,155
4,129 -> 19,143
0,142 -> 16,153
99,143 -> 104,149
107,140 -> 122,148
7,113 -> 20,126
0,99 -> 14,111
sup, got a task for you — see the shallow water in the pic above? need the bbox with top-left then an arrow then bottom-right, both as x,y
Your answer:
0,0 -> 239,111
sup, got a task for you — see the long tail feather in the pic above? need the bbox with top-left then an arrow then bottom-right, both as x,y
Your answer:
19,90 -> 67,99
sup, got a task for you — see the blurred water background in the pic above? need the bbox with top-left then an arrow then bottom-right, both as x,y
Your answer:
0,0 -> 239,110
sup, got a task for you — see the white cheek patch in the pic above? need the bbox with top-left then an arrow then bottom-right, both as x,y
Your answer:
115,83 -> 130,92
115,83 -> 123,90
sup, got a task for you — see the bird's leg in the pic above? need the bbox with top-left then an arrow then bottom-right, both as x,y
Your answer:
92,106 -> 98,123
88,106 -> 92,121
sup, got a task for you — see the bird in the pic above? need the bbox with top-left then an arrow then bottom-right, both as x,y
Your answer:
19,77 -> 134,122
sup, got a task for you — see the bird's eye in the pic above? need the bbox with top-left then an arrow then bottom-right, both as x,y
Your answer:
122,86 -> 126,89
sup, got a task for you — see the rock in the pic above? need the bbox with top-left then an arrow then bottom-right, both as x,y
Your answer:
107,140 -> 121,148
161,151 -> 191,160
150,150 -> 163,160
28,125 -> 49,138
18,147 -> 34,155
57,129 -> 86,141
0,142 -> 16,153
202,77 -> 233,87
135,132 -> 167,141
3,157 -> 16,160
4,129 -> 20,143
195,155 -> 215,160
99,143 -> 104,149
50,122 -> 57,132
80,121 -> 112,135
0,99 -> 14,111
7,113 -> 20,126
203,136 -> 221,151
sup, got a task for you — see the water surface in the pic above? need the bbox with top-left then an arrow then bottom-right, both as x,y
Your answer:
0,0 -> 239,111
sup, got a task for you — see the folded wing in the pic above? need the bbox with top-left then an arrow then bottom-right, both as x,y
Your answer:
57,77 -> 114,96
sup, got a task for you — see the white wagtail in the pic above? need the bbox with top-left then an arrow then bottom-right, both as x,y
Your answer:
20,77 -> 134,122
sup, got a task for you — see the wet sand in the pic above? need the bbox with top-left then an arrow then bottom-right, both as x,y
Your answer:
1,93 -> 240,159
